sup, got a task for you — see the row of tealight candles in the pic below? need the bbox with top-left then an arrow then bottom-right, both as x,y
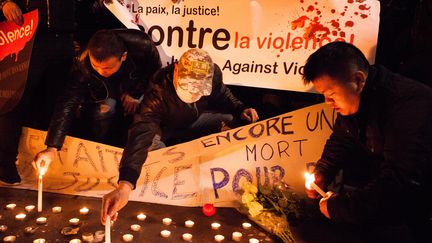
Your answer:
3,204 -> 260,242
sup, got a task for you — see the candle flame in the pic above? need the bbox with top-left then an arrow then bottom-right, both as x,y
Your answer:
304,172 -> 316,190
39,168 -> 46,177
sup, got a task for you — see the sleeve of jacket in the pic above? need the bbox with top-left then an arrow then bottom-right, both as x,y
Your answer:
327,86 -> 432,224
208,64 -> 246,116
44,71 -> 85,149
118,80 -> 166,188
313,115 -> 358,189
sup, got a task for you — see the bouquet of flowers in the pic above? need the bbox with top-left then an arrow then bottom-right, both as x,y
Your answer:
239,181 -> 303,243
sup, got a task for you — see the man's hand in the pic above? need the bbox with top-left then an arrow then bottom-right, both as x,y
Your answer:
240,108 -> 259,123
2,1 -> 23,26
319,191 -> 335,219
101,181 -> 133,225
32,147 -> 57,174
121,93 -> 140,114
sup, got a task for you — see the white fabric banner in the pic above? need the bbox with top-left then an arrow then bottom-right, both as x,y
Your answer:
105,0 -> 380,92
12,103 -> 334,207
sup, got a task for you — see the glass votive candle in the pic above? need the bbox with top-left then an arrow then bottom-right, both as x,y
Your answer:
242,222 -> 252,229
6,204 -> 16,210
70,239 -> 82,243
52,206 -> 62,213
15,213 -> 26,221
79,207 -> 89,215
130,224 -> 141,231
249,238 -> 259,243
122,234 -> 133,242
69,218 -> 80,226
33,239 -> 46,243
211,222 -> 221,230
182,233 -> 192,242
232,232 -> 242,241
162,217 -> 172,225
25,205 -> 36,213
136,213 -> 146,221
214,234 -> 225,242
160,230 -> 171,238
82,232 -> 94,242
36,217 -> 47,225
0,225 -> 7,233
3,235 -> 16,242
185,220 -> 194,228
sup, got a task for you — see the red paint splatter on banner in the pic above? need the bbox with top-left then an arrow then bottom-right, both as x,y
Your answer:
341,12 -> 346,16
304,21 -> 330,39
360,14 -> 368,19
331,20 -> 340,28
300,0 -> 304,3
340,31 -> 346,37
354,12 -> 359,15
345,21 -> 354,27
348,0 -> 354,3
317,10 -> 321,15
359,4 -> 370,10
332,30 -> 338,36
331,9 -> 336,13
0,10 -> 38,62
291,15 -> 309,30
307,5 -> 314,12
315,2 -> 318,5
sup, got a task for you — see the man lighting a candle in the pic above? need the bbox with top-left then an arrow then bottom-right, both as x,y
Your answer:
101,48 -> 259,224
302,42 -> 432,242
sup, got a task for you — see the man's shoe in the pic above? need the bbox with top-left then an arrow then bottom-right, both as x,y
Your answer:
0,164 -> 21,186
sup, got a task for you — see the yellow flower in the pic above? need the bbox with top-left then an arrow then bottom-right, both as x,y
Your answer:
241,192 -> 255,204
242,181 -> 258,194
248,201 -> 264,217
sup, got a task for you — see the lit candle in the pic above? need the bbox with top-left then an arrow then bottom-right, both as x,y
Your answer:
52,206 -> 62,213
6,203 -> 16,210
182,233 -> 192,242
33,239 -> 46,243
130,224 -> 141,231
79,207 -> 89,215
0,225 -> 7,232
211,222 -> 221,230
36,217 -> 47,225
25,205 -> 35,213
69,218 -> 80,226
136,213 -> 146,221
105,215 -> 111,243
122,234 -> 133,242
242,222 -> 252,229
162,217 -> 172,225
37,172 -> 44,212
160,230 -> 171,238
185,220 -> 194,228
232,232 -> 242,241
3,236 -> 16,242
304,172 -> 326,197
249,238 -> 259,243
69,239 -> 81,243
24,226 -> 37,235
214,234 -> 225,242
15,213 -> 26,221
94,231 -> 105,242
82,232 -> 94,242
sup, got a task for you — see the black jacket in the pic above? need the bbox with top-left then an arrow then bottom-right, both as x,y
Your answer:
45,29 -> 161,149
315,65 -> 432,225
118,64 -> 246,187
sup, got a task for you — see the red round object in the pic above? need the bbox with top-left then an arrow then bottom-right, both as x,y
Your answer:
202,203 -> 216,216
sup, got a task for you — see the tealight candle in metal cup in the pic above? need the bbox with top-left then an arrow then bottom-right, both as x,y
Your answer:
249,238 -> 259,243
6,204 -> 16,210
52,206 -> 62,213
136,213 -> 146,221
214,234 -> 225,242
160,230 -> 171,238
122,234 -> 134,242
162,217 -> 172,225
25,205 -> 36,213
211,222 -> 221,230
79,207 -> 89,215
182,233 -> 192,242
185,220 -> 194,228
36,217 -> 47,225
15,213 -> 26,221
3,235 -> 16,242
69,218 -> 80,226
232,232 -> 242,242
130,224 -> 141,231
69,239 -> 82,243
33,239 -> 46,243
242,222 -> 252,229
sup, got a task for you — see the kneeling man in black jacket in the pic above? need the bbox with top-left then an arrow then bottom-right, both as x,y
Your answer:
100,48 -> 259,224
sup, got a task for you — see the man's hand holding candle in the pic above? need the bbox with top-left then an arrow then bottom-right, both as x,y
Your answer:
33,147 -> 57,174
319,191 -> 335,219
101,181 -> 133,225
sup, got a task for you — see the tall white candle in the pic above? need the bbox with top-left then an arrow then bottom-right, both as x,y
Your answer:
37,174 -> 43,212
105,215 -> 111,243
304,172 -> 326,197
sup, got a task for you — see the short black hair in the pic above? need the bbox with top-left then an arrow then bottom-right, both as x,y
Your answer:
87,29 -> 125,61
303,42 -> 370,85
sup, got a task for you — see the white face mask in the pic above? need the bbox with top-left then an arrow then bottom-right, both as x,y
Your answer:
175,84 -> 202,103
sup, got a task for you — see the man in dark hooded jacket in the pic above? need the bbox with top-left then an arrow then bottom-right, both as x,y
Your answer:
303,41 -> 432,242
